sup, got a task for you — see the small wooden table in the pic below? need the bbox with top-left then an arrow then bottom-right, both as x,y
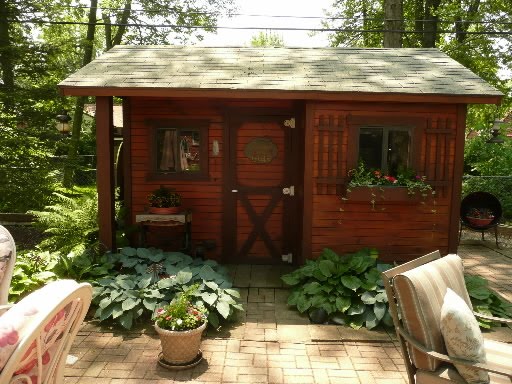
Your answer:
136,211 -> 192,253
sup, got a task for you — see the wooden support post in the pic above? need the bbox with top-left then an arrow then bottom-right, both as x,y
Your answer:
449,104 -> 467,253
96,96 -> 116,252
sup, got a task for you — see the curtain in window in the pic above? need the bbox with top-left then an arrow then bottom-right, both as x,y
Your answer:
180,138 -> 189,171
159,130 -> 176,171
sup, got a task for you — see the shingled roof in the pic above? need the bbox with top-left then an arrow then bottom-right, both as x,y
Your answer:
58,46 -> 502,102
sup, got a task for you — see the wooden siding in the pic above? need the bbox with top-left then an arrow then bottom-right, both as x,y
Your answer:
128,97 -> 292,260
309,102 -> 459,262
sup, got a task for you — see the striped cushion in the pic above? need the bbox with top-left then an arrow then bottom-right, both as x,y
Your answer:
393,254 -> 471,371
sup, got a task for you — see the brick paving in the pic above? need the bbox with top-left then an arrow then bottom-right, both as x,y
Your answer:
64,243 -> 512,384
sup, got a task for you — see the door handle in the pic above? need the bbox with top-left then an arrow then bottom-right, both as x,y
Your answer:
231,189 -> 238,193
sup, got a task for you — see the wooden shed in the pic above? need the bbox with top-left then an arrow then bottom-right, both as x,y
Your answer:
58,46 -> 502,264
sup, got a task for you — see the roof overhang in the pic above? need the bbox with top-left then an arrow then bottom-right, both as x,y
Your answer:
58,86 -> 503,105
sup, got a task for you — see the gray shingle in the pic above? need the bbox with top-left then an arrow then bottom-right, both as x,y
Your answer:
58,46 -> 502,97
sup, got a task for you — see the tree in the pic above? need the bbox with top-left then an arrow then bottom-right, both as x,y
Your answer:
250,31 -> 285,47
57,0 -> 236,186
383,0 -> 403,47
323,0 -> 512,131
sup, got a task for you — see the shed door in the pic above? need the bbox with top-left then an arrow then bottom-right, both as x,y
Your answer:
225,113 -> 297,264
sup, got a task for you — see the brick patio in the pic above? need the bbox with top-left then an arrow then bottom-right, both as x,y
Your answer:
64,241 -> 512,384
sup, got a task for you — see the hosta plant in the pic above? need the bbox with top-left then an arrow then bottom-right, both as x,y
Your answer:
92,248 -> 243,329
465,274 -> 512,329
282,248 -> 393,330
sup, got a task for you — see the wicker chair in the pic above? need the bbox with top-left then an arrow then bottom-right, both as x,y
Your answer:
0,280 -> 92,384
382,250 -> 512,384
0,225 -> 16,310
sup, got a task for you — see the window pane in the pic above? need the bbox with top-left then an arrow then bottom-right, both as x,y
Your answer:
157,128 -> 177,172
387,130 -> 410,175
359,127 -> 383,169
178,130 -> 201,172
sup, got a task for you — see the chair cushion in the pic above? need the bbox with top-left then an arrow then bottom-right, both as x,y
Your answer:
440,288 -> 489,383
417,364 -> 511,384
393,254 -> 471,371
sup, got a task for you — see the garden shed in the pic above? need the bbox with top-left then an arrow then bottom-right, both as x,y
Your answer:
58,46 -> 502,263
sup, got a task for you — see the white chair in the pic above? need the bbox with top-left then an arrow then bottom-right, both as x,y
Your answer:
382,250 -> 512,384
0,225 -> 16,307
0,280 -> 92,384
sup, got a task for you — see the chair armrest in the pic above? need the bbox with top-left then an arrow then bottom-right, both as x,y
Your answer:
396,325 -> 512,378
474,311 -> 512,325
0,304 -> 13,316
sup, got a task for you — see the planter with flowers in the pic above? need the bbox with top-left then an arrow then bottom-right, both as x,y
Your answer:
465,208 -> 495,227
154,284 -> 207,368
344,162 -> 434,209
148,185 -> 182,214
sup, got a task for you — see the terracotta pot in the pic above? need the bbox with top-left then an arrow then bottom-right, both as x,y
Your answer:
155,322 -> 206,364
148,206 -> 180,214
466,217 -> 493,227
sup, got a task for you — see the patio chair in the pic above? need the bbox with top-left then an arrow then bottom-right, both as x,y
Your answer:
0,225 -> 16,310
382,250 -> 512,384
0,279 -> 92,384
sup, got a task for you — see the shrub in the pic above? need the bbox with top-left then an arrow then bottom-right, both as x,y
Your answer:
282,248 -> 393,330
92,248 -> 243,329
465,274 -> 512,328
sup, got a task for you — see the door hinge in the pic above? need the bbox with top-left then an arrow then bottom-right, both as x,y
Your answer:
284,117 -> 295,129
282,253 -> 293,263
282,185 -> 295,196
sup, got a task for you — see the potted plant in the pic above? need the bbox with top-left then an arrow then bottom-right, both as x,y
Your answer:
147,185 -> 182,214
345,162 -> 434,207
466,208 -> 495,227
154,284 -> 207,367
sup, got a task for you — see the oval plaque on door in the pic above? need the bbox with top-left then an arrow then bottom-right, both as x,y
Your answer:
244,137 -> 278,164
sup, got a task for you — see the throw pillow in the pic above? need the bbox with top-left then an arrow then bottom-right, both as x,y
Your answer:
440,288 -> 489,384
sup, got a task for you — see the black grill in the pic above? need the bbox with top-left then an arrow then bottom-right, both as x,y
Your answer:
459,192 -> 502,247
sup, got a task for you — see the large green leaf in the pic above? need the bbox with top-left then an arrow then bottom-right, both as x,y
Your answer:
224,288 -> 241,299
175,270 -> 193,285
335,297 -> 351,312
205,281 -> 219,290
143,298 -> 157,311
137,248 -> 153,260
281,274 -> 301,286
364,309 -> 378,329
216,300 -> 231,319
201,292 -> 218,306
208,311 -> 220,328
319,259 -> 335,277
341,276 -> 362,291
122,297 -> 139,311
303,281 -> 323,295
117,277 -> 135,290
199,265 -> 217,281
121,247 -> 137,256
373,301 -> 387,320
158,277 -> 176,289
361,291 -> 376,305
137,275 -> 152,289
119,312 -> 133,329
296,295 -> 312,313
112,303 -> 124,319
99,297 -> 112,309
347,302 -> 366,315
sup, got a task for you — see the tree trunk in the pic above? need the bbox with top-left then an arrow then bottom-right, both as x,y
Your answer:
0,0 -> 15,111
63,0 -> 98,188
383,0 -> 403,48
422,0 -> 441,48
455,0 -> 480,44
112,0 -> 132,47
